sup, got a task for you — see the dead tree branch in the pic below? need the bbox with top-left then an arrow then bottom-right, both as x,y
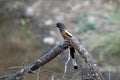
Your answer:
3,30 -> 104,80
5,40 -> 70,80
68,36 -> 104,80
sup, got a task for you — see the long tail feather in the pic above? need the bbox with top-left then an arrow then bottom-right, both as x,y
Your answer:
70,47 -> 78,69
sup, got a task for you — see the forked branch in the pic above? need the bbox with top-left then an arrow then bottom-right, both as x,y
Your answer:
3,29 -> 104,80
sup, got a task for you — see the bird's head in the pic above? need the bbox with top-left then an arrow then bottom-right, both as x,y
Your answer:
56,23 -> 65,28
56,23 -> 65,32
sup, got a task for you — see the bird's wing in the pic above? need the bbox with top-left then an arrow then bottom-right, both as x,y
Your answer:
65,29 -> 72,37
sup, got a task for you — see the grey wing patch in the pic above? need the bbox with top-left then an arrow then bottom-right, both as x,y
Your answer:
65,30 -> 72,37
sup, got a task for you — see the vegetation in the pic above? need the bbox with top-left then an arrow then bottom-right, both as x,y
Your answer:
107,10 -> 120,25
77,13 -> 96,32
88,30 -> 120,64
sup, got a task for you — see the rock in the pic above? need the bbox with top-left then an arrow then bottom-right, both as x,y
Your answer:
25,6 -> 34,17
44,19 -> 53,26
83,0 -> 90,6
72,4 -> 81,11
56,15 -> 64,21
87,15 -> 96,22
43,37 -> 55,45
52,8 -> 59,14
49,30 -> 56,36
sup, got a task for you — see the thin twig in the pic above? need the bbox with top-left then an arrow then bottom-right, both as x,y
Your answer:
108,68 -> 111,80
62,50 -> 71,79
51,75 -> 55,80
8,66 -> 23,70
71,70 -> 82,80
36,69 -> 40,80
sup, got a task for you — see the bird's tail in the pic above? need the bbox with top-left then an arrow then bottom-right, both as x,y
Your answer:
70,47 -> 78,69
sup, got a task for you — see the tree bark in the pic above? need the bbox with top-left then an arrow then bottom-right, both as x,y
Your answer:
4,33 -> 104,80
6,40 -> 70,80
69,36 -> 104,80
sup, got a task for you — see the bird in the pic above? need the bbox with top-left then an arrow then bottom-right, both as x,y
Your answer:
56,22 -> 78,69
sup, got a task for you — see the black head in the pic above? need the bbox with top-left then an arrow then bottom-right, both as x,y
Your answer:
56,23 -> 65,32
56,23 -> 65,28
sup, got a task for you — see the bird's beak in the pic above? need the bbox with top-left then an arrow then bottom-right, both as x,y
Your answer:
54,24 -> 57,27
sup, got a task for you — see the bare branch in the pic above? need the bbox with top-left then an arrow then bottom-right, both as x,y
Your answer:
71,70 -> 82,80
3,24 -> 104,80
51,75 -> 55,80
108,68 -> 111,80
35,69 -> 40,80
62,50 -> 71,79
68,36 -> 104,80
5,40 -> 70,80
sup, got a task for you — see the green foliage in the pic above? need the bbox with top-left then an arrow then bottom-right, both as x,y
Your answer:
83,21 -> 96,31
90,30 -> 120,62
99,31 -> 120,61
77,13 -> 84,32
77,21 -> 96,32
77,13 -> 96,32
107,10 -> 120,25
20,18 -> 28,33
78,12 -> 84,20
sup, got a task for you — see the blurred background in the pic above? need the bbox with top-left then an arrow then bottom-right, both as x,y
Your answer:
0,0 -> 120,80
